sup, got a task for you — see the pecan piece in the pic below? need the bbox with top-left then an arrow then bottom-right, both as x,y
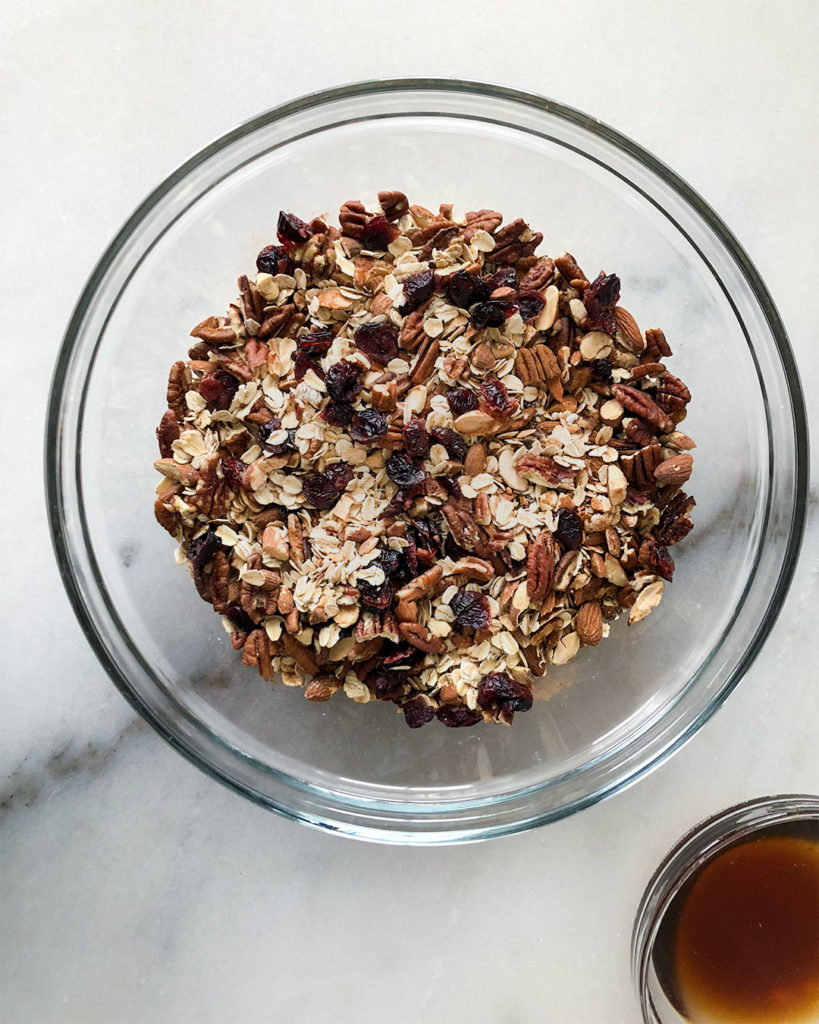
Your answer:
154,458 -> 198,488
154,493 -> 179,535
526,532 -> 556,602
189,316 -> 237,346
621,443 -> 663,490
378,189 -> 409,221
554,252 -> 587,286
280,633 -> 319,675
395,564 -> 443,602
463,208 -> 503,241
339,199 -> 369,241
287,514 -> 304,570
409,335 -> 440,384
656,492 -> 696,546
519,257 -> 555,291
441,504 -> 491,558
156,410 -> 180,458
516,454 -> 574,488
490,218 -> 543,265
166,361 -> 188,419
449,556 -> 495,582
398,622 -> 443,654
612,384 -> 674,435
400,305 -> 430,353
643,327 -> 672,359
304,675 -> 340,702
258,303 -> 296,340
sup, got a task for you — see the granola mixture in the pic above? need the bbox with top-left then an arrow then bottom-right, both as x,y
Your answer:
154,193 -> 696,729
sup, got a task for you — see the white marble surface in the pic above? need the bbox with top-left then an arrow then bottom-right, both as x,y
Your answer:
1,1 -> 817,1021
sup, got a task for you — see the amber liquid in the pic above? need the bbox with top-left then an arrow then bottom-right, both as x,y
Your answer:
653,823 -> 819,1023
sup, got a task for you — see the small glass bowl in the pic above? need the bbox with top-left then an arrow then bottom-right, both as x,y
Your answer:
46,81 -> 807,843
632,794 -> 819,1023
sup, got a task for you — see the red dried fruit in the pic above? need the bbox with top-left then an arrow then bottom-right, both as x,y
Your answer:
430,427 -> 468,463
639,535 -> 675,582
480,376 -> 517,419
402,269 -> 437,310
186,528 -> 222,569
220,457 -> 246,491
350,409 -> 388,444
293,352 -> 324,382
470,301 -> 507,329
276,210 -> 313,245
446,270 -> 490,309
358,580 -> 395,612
403,417 -> 430,460
321,402 -> 354,427
450,589 -> 492,630
326,361 -> 363,403
583,272 -> 621,334
403,696 -> 435,729
386,453 -> 426,488
408,518 -> 443,562
258,419 -> 297,455
296,327 -> 334,357
199,370 -> 239,410
225,604 -> 256,633
446,388 -> 479,417
256,244 -> 293,276
555,508 -> 584,550
484,267 -> 517,292
302,463 -> 353,509
591,358 -> 613,383
477,671 -> 533,712
436,705 -> 482,728
354,322 -> 399,365
324,462 -> 354,491
517,291 -> 544,322
368,670 -> 404,700
361,215 -> 399,251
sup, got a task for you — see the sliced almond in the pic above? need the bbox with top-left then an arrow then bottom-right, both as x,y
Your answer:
628,580 -> 665,624
579,331 -> 613,361
604,553 -> 629,587
607,464 -> 628,506
453,410 -> 498,435
498,448 -> 527,491
549,631 -> 580,665
535,285 -> 559,332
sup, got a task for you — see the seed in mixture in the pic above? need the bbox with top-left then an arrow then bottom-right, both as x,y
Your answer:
154,193 -> 696,730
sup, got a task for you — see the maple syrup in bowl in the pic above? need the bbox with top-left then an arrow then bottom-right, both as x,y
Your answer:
633,795 -> 819,1024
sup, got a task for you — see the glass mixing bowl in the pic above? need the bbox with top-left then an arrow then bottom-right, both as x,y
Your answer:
46,81 -> 807,843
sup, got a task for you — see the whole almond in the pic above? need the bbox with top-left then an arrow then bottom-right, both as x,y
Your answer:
464,443 -> 487,477
614,306 -> 645,352
654,452 -> 693,487
576,601 -> 603,646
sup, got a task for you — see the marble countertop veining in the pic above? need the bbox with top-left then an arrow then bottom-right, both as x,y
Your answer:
1,1 -> 816,1022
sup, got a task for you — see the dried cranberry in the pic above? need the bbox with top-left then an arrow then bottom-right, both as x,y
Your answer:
199,371 -> 239,410
446,388 -> 479,417
379,644 -> 422,669
382,488 -> 417,516
470,301 -> 507,329
386,453 -> 426,488
361,215 -> 399,251
186,528 -> 221,569
446,269 -> 490,309
296,327 -> 334,358
429,428 -> 468,463
555,508 -> 584,550
440,476 -> 463,499
358,580 -> 395,611
258,419 -> 297,456
591,358 -> 613,383
484,267 -> 517,292
276,210 -> 313,245
302,464 -> 352,509
256,244 -> 292,276
639,535 -> 675,582
436,705 -> 482,728
324,462 -> 354,491
450,589 -> 492,630
368,670 -> 403,700
402,269 -> 437,311
477,671 -> 533,712
408,518 -> 442,561
403,417 -> 430,460
293,352 -> 325,382
224,605 -> 256,633
322,402 -> 354,428
354,322 -> 399,366
583,272 -> 621,335
517,291 -> 545,322
220,457 -> 246,491
376,549 -> 402,577
326,361 -> 363,403
350,408 -> 388,444
403,697 -> 435,729
480,376 -> 517,419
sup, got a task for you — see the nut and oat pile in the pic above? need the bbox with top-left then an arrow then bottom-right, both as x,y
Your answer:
153,192 -> 696,730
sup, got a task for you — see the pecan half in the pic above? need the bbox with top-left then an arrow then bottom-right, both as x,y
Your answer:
280,633 -> 319,675
398,622 -> 443,654
410,335 -> 440,384
516,454 -> 575,488
396,564 -> 444,602
519,257 -> 555,291
156,410 -> 180,457
441,504 -> 491,558
463,208 -> 503,241
166,361 -> 188,419
378,189 -> 409,221
490,219 -> 543,265
612,384 -> 674,435
526,533 -> 556,602
656,492 -> 696,546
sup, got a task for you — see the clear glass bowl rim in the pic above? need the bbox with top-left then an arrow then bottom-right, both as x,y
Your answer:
630,793 -> 819,1023
45,79 -> 809,844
